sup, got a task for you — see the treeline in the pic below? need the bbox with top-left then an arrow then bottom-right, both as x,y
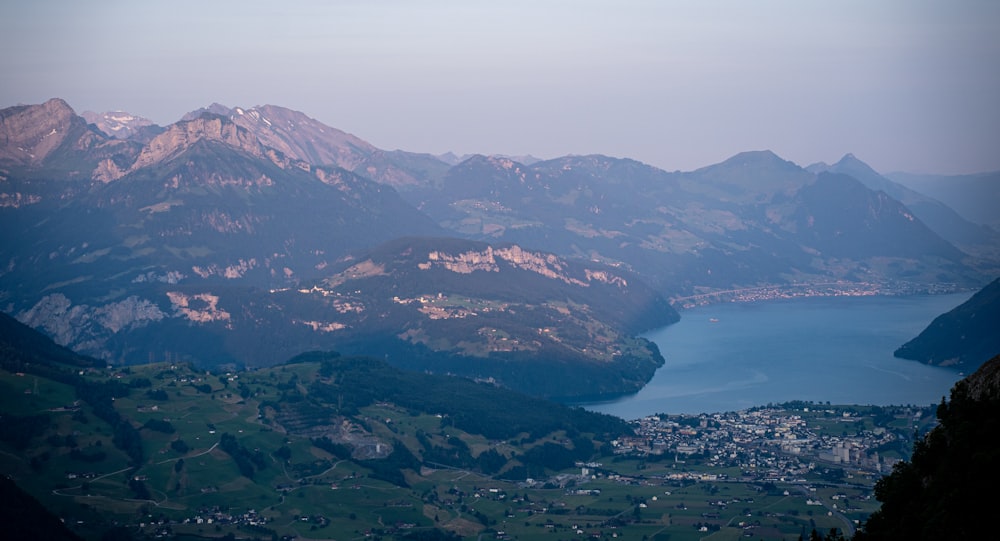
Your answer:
141,418 -> 175,434
75,379 -> 143,467
360,440 -> 421,487
283,353 -> 622,482
416,430 -> 506,474
0,413 -> 51,450
299,353 -> 629,441
310,436 -> 420,487
311,436 -> 352,460
855,355 -> 1000,540
0,363 -> 143,467
337,328 -> 662,398
414,429 -> 594,479
219,433 -> 267,479
0,314 -> 145,467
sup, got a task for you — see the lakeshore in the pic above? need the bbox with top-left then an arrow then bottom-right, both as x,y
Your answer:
581,292 -> 970,419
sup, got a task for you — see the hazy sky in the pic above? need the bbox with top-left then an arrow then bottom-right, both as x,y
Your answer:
2,1 -> 998,174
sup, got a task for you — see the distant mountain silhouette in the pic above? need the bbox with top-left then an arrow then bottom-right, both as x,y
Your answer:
888,170 -> 1000,231
409,151 -> 982,294
811,154 -> 1000,259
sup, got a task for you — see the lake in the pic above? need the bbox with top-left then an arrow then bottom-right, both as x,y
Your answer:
579,293 -> 971,419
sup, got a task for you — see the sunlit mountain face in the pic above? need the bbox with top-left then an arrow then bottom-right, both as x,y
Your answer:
1,99 -> 995,398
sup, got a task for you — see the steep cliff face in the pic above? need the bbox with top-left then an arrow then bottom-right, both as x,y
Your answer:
181,103 -> 448,189
128,114 -> 276,173
0,100 -> 446,371
16,294 -> 167,354
417,244 -> 628,288
0,98 -> 136,180
0,98 -> 80,166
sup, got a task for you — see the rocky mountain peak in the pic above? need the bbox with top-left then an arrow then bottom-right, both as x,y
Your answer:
181,103 -> 234,122
0,98 -> 84,166
831,153 -> 880,176
684,149 -> 814,201
128,114 -> 269,171
717,149 -> 798,170
178,103 -> 379,170
228,104 -> 377,169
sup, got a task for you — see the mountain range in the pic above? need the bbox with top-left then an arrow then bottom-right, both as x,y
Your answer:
810,155 -> 1000,260
888,170 -> 1000,232
398,149 -> 991,296
2,98 -> 997,395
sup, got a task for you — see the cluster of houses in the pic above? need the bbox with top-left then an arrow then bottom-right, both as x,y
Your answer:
676,280 -> 961,307
183,507 -> 271,527
612,406 -> 912,479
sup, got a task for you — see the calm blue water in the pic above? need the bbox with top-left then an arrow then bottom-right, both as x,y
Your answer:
580,293 -> 971,419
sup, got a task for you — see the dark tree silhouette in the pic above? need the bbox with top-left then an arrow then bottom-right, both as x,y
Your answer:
856,355 -> 1000,540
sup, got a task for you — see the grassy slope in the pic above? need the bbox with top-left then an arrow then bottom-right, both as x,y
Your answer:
1,315 -> 905,541
1,356 -> 904,541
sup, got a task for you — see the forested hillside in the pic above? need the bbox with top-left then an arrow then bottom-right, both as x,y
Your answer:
857,355 -> 1000,540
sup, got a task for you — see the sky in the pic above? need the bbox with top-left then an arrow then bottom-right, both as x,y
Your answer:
2,1 -> 998,175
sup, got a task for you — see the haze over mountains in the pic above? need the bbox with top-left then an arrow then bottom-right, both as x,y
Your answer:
888,170 -> 1000,232
1,98 -> 997,396
809,155 -> 1000,260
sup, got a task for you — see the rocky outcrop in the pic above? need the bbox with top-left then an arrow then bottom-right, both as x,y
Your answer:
128,114 -> 273,172
16,294 -> 166,357
418,244 -> 628,288
0,99 -> 136,184
0,98 -> 79,166
182,103 -> 444,189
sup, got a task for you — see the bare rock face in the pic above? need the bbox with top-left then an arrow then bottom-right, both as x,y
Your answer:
92,158 -> 126,183
0,99 -> 138,188
16,294 -> 168,355
180,103 -> 439,189
129,114 -> 271,171
0,98 -> 79,166
418,244 -> 627,288
231,105 -> 377,169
